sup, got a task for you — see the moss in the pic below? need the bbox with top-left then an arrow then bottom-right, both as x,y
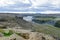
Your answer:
2,30 -> 13,36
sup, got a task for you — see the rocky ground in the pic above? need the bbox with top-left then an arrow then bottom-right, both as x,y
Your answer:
0,28 -> 56,40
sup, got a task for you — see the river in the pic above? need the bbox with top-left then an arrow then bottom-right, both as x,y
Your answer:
23,16 -> 33,22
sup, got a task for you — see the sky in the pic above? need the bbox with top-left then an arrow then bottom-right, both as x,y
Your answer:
0,0 -> 60,13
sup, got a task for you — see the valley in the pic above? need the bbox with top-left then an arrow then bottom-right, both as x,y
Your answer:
0,13 -> 60,40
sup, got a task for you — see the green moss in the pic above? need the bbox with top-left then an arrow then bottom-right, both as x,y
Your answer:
2,30 -> 13,36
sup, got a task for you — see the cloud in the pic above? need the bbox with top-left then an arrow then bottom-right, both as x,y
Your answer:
0,0 -> 15,7
49,0 -> 60,8
40,11 -> 60,14
20,0 -> 30,4
0,0 -> 30,7
30,0 -> 60,9
0,0 -> 60,13
0,11 -> 37,14
30,0 -> 48,8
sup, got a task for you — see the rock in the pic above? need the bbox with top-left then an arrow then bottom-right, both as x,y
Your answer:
29,32 -> 56,40
0,33 -> 4,37
9,34 -> 27,40
17,33 -> 29,39
0,31 -> 56,40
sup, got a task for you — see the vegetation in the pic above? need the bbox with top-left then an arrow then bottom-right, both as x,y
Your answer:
2,30 -> 13,36
0,29 -> 13,36
33,16 -> 56,18
54,20 -> 60,28
32,19 -> 51,24
32,16 -> 56,24
0,29 -> 29,39
32,23 -> 60,38
32,16 -> 60,39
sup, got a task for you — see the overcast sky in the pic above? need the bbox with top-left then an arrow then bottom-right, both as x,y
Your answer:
0,0 -> 60,13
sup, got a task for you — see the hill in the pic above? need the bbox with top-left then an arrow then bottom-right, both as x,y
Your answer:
0,14 -> 59,40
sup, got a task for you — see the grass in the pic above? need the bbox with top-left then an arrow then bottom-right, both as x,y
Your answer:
32,17 -> 60,39
0,29 -> 13,37
35,18 -> 54,20
2,30 -> 13,36
32,17 -> 56,24
32,23 -> 60,38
